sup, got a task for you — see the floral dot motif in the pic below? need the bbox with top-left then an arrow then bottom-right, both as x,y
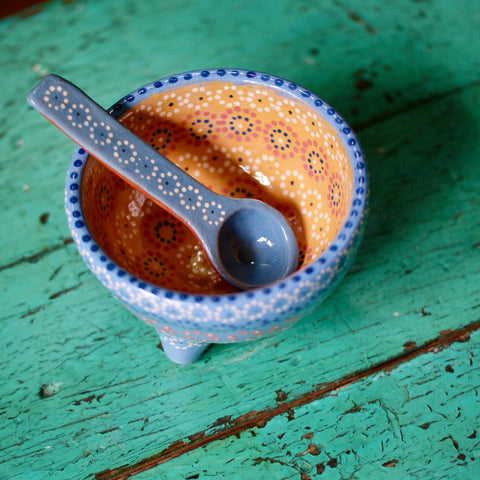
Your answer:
190,118 -> 214,141
327,172 -> 343,218
97,184 -> 111,212
150,127 -> 172,150
269,128 -> 291,151
143,256 -> 168,279
154,219 -> 178,244
146,120 -> 194,155
300,140 -> 329,182
303,149 -> 329,181
229,115 -> 253,136
222,113 -> 261,142
263,122 -> 297,157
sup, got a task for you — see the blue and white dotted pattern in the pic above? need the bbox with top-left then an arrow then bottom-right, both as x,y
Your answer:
64,69 -> 368,352
36,76 -> 229,229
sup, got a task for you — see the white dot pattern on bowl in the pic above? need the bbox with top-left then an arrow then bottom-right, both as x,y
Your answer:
64,69 -> 369,356
75,75 -> 358,293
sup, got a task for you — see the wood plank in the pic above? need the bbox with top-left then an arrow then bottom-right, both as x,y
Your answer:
126,328 -> 480,480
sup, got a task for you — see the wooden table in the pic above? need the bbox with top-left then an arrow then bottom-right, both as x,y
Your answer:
1,0 -> 479,478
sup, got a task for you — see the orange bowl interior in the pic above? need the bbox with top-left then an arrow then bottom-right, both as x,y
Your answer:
81,81 -> 353,294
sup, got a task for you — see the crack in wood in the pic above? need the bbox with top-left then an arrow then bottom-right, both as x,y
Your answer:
73,393 -> 105,406
48,282 -> 83,300
334,0 -> 376,35
95,319 -> 480,479
352,79 -> 480,131
0,238 -> 73,272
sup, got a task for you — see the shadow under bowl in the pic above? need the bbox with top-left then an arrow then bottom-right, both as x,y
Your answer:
65,69 -> 368,364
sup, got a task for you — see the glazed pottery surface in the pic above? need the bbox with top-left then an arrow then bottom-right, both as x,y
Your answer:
65,69 -> 368,363
29,74 -> 298,290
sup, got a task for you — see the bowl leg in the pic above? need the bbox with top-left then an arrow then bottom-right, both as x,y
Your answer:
158,333 -> 209,364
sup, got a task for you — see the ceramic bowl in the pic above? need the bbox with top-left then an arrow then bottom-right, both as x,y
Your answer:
65,69 -> 368,364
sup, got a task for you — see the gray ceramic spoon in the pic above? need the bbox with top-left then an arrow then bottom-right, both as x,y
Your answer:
27,74 -> 299,290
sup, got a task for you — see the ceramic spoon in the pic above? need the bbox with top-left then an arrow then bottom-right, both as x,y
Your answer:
27,74 -> 299,290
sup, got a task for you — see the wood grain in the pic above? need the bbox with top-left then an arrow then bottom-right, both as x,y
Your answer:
116,328 -> 480,479
96,322 -> 480,479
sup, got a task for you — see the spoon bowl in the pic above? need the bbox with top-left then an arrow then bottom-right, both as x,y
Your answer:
217,200 -> 298,287
27,74 -> 298,289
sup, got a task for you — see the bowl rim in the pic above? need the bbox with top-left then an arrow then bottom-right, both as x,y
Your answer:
65,68 -> 368,303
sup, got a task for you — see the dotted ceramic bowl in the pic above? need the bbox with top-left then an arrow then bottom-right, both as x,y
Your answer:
65,69 -> 368,364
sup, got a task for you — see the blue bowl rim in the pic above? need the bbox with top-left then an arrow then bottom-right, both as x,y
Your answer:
65,68 -> 368,304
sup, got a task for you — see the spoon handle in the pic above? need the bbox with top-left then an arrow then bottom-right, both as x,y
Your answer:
27,75 -> 233,235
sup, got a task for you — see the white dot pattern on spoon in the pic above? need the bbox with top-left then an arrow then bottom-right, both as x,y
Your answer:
38,77 -> 229,228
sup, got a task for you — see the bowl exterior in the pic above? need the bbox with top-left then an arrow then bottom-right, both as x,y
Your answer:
65,69 -> 368,354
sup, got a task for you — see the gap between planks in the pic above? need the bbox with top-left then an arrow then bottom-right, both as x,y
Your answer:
95,319 -> 480,479
0,238 -> 73,273
351,79 -> 480,131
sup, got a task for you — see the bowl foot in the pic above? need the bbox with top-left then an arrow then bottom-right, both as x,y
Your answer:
159,335 -> 210,364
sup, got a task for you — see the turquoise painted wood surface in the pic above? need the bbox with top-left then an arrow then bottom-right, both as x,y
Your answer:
132,330 -> 480,480
1,0 -> 479,478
